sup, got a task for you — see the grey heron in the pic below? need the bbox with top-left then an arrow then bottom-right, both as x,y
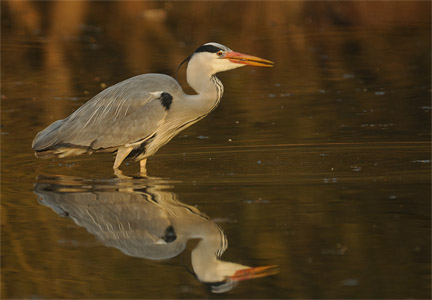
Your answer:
35,176 -> 279,293
32,42 -> 274,174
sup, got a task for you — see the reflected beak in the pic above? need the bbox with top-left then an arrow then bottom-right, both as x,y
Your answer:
224,51 -> 274,67
229,265 -> 279,282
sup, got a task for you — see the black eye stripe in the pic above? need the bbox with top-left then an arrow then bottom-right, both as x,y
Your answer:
176,44 -> 224,79
194,44 -> 222,54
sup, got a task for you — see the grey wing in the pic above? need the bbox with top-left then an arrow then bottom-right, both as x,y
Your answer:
58,80 -> 169,149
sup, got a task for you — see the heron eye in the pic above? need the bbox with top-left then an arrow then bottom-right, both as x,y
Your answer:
217,51 -> 223,57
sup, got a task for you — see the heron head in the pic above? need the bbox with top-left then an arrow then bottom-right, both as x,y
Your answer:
196,42 -> 274,73
178,42 -> 274,77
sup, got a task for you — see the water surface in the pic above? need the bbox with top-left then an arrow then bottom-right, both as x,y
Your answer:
1,1 -> 430,299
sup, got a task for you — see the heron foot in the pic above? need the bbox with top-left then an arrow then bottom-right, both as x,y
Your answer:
113,168 -> 132,179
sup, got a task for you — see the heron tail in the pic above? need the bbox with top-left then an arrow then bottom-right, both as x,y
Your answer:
32,119 -> 66,155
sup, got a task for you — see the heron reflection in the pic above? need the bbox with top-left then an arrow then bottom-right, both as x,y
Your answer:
34,176 -> 278,293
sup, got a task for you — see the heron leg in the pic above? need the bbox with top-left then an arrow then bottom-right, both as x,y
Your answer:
113,146 -> 133,170
140,158 -> 147,176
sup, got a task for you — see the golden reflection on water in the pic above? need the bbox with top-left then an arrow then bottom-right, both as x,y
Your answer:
34,175 -> 279,294
1,1 -> 431,299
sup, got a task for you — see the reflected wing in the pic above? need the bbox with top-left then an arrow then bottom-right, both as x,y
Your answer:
58,75 -> 170,149
34,182 -> 187,260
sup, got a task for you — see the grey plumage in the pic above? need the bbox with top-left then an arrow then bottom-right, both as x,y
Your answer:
35,175 -> 278,291
35,180 -> 189,260
32,42 -> 273,174
33,74 -> 180,156
34,177 -> 227,264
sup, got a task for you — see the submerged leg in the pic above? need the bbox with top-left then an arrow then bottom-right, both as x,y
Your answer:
113,146 -> 133,170
140,158 -> 147,176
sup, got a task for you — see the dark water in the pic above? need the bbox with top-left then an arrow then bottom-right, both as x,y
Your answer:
1,1 -> 431,299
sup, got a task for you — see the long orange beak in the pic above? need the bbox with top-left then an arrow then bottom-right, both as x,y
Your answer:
229,265 -> 279,282
224,51 -> 274,67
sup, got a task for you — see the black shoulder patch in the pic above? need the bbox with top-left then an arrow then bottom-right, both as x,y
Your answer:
159,92 -> 173,110
162,225 -> 177,243
194,44 -> 222,54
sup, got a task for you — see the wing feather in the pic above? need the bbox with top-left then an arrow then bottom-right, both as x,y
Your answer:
55,75 -> 174,149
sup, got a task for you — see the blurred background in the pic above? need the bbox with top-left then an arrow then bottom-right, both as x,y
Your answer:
1,1 -> 431,299
2,1 -> 430,146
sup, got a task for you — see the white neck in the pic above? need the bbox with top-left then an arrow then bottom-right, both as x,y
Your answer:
183,221 -> 247,283
184,55 -> 224,113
